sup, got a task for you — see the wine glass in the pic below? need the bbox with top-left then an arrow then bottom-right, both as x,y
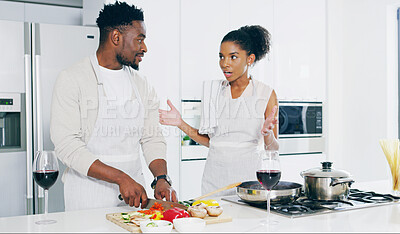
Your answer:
33,151 -> 59,225
256,150 -> 281,226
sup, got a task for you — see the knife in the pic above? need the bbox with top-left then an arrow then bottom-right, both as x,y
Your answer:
118,194 -> 188,210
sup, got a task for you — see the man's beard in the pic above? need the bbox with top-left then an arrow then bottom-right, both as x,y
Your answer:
116,54 -> 139,70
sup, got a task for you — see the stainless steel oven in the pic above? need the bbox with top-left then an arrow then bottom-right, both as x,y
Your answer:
278,101 -> 324,155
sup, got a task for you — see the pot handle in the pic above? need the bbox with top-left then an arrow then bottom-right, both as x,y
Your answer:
330,178 -> 355,187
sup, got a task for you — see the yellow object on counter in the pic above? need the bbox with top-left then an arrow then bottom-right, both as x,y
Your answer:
153,210 -> 164,220
192,199 -> 219,206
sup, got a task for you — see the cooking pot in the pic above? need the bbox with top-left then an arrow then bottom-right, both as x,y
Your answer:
236,181 -> 302,203
300,162 -> 354,201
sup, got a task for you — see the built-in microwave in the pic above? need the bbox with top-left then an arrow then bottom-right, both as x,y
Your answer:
279,101 -> 322,137
278,101 -> 324,155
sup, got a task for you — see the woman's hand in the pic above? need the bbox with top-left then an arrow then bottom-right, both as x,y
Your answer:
261,105 -> 278,136
159,99 -> 182,127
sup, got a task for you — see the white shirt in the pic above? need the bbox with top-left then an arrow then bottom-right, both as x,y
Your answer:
99,66 -> 132,106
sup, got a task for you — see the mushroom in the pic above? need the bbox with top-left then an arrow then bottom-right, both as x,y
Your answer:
205,206 -> 223,217
193,202 -> 207,209
187,206 -> 207,218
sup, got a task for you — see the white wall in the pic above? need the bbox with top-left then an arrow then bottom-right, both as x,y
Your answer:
326,0 -> 400,183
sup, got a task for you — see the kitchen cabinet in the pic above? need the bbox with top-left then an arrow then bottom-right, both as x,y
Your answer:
0,1 -> 82,25
179,159 -> 207,201
0,1 -> 24,22
179,101 -> 208,200
273,0 -> 326,101
229,0 -> 274,87
180,0 -> 230,100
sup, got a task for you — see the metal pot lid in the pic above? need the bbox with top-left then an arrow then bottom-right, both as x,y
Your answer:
301,162 -> 351,178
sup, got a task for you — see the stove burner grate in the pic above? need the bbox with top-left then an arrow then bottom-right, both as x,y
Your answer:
349,189 -> 399,203
273,204 -> 313,215
295,197 -> 354,210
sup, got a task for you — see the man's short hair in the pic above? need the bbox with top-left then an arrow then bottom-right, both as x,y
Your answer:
96,1 -> 144,43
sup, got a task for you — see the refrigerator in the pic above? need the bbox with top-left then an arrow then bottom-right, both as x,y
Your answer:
0,20 -> 99,217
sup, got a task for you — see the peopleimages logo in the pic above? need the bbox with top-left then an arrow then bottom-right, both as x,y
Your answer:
90,125 -> 183,138
79,95 -> 275,138
80,96 -> 160,119
91,125 -> 142,137
208,97 -> 270,119
80,96 -> 272,120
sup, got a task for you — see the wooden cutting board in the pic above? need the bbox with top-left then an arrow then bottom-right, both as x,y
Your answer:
106,212 -> 232,233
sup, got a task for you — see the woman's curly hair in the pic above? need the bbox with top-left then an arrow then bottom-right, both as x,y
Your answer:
221,25 -> 271,64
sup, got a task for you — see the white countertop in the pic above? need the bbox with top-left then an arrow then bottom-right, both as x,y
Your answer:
1,180 -> 399,233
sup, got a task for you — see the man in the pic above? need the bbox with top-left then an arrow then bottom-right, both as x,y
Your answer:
50,1 -> 177,211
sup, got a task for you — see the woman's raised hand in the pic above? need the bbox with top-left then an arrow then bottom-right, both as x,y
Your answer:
261,105 -> 278,136
159,99 -> 182,127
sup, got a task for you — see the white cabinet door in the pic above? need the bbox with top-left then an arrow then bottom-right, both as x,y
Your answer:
0,1 -> 24,22
179,159 -> 206,201
229,0 -> 275,88
273,0 -> 326,101
24,3 -> 82,26
180,0 -> 230,100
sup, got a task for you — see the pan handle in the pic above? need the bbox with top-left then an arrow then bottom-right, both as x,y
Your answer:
330,178 -> 355,187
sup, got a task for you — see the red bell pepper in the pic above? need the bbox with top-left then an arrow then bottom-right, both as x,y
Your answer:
161,207 -> 190,223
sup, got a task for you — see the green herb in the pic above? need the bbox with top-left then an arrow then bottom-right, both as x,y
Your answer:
146,222 -> 158,227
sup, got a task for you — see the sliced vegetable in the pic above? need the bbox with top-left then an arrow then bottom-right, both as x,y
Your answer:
161,207 -> 190,223
151,210 -> 164,220
146,222 -> 158,227
192,202 -> 207,209
179,199 -> 196,206
206,206 -> 223,217
192,199 -> 219,206
149,202 -> 164,212
188,206 -> 207,218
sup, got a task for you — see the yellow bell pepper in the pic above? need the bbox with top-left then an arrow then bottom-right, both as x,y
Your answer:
192,199 -> 219,206
152,210 -> 164,220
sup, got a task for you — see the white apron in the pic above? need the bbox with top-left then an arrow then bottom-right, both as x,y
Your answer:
64,55 -> 145,211
201,79 -> 270,196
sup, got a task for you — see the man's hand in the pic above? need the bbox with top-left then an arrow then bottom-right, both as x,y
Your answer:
154,179 -> 178,202
87,160 -> 149,209
118,176 -> 148,209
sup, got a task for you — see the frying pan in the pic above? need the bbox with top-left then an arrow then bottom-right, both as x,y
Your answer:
236,181 -> 302,203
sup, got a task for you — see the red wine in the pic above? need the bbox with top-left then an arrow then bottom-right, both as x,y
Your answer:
256,170 -> 281,190
33,170 -> 59,189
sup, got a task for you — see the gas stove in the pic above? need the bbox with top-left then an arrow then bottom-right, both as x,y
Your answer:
222,189 -> 400,218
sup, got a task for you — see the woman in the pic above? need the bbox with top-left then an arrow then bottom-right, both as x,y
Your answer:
159,25 -> 278,196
